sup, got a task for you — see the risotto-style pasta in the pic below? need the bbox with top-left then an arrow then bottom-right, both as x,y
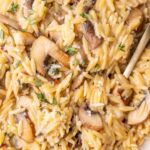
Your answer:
0,0 -> 149,149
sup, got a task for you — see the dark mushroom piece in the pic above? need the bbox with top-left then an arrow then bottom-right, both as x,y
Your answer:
126,8 -> 144,31
22,0 -> 34,18
127,91 -> 150,125
79,106 -> 103,131
83,0 -> 96,12
0,14 -> 20,30
113,86 -> 133,105
82,21 -> 102,49
31,36 -> 70,75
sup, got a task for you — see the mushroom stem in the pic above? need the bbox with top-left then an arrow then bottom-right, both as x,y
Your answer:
31,36 -> 70,75
127,90 -> 150,125
123,24 -> 150,78
0,14 -> 20,30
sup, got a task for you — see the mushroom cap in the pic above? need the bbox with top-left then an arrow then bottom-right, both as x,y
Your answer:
128,91 -> 150,125
83,21 -> 102,49
126,8 -> 144,31
13,31 -> 35,46
79,107 -> 103,131
31,36 -> 70,75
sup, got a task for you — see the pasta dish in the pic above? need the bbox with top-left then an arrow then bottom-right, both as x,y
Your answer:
0,0 -> 149,149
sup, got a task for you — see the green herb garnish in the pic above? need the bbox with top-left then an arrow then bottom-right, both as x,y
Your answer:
81,59 -> 86,66
16,61 -> 21,67
51,98 -> 57,105
36,93 -> 49,103
118,43 -> 125,51
8,3 -> 18,13
80,12 -> 89,19
0,30 -> 5,40
66,47 -> 77,56
51,67 -> 60,75
21,29 -> 26,32
34,78 -> 43,87
72,59 -> 78,66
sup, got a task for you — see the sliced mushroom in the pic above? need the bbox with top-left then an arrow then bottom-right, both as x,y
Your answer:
79,106 -> 103,131
12,31 -> 35,46
82,21 -> 102,49
128,91 -> 150,125
21,117 -> 35,143
126,8 -> 144,31
71,72 -> 86,90
0,14 -> 20,30
83,0 -> 96,12
31,36 -> 70,75
113,86 -> 133,105
22,0 -> 34,18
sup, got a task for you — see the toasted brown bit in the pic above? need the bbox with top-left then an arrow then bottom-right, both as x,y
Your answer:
128,91 -> 150,125
31,36 -> 70,75
0,14 -> 20,30
23,0 -> 34,18
83,21 -> 102,49
13,31 -> 35,46
126,8 -> 144,31
21,117 -> 35,143
79,106 -> 103,131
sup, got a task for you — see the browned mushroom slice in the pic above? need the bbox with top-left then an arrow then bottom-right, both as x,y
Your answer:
0,14 -> 20,30
113,86 -> 133,105
79,107 -> 103,131
22,0 -> 34,18
126,8 -> 144,31
13,31 -> 35,45
128,92 -> 150,125
83,0 -> 96,12
83,21 -> 102,49
21,117 -> 35,143
31,36 -> 70,75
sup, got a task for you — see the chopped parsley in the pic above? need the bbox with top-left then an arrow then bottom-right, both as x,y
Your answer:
66,47 -> 77,56
51,67 -> 60,75
8,3 -> 18,13
0,30 -> 5,40
72,59 -> 78,66
51,98 -> 57,105
81,59 -> 86,66
16,61 -> 21,67
36,93 -> 49,103
34,78 -> 43,87
21,29 -> 26,32
118,43 -> 125,51
80,12 -> 90,19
